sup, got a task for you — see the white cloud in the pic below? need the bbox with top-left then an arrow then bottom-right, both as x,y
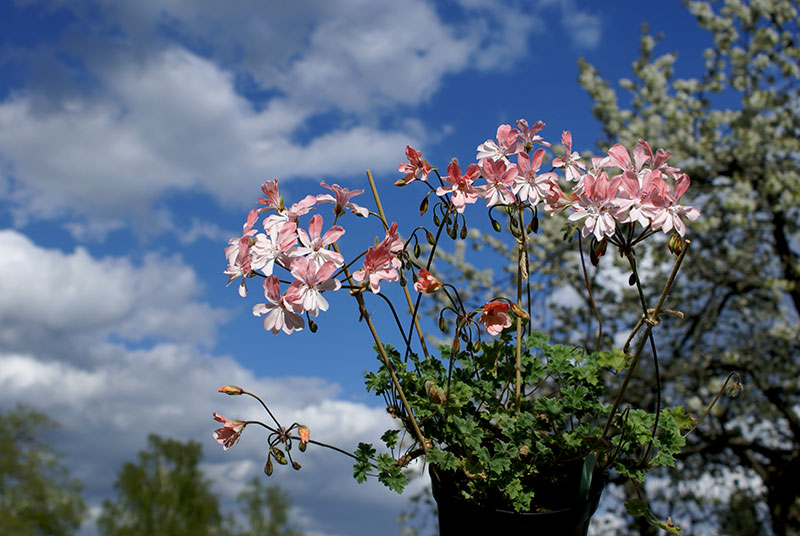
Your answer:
0,229 -> 224,356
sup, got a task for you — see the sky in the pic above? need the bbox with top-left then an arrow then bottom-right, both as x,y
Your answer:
0,1 -> 713,535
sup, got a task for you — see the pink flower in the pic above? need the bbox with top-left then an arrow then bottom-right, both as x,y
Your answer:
213,412 -> 246,450
480,301 -> 512,336
515,119 -> 550,151
249,221 -> 299,276
397,146 -> 432,185
436,160 -> 481,213
253,276 -> 305,334
297,425 -> 310,445
476,124 -> 523,161
552,131 -> 586,182
568,172 -> 624,240
353,244 -> 399,294
478,157 -> 517,207
256,178 -> 284,212
642,173 -> 701,236
317,181 -> 369,218
295,214 -> 345,267
414,268 -> 443,293
512,148 -> 558,205
264,195 -> 318,231
285,257 -> 341,316
224,209 -> 260,297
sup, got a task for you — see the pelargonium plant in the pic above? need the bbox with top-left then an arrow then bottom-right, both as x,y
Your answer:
214,119 -> 736,533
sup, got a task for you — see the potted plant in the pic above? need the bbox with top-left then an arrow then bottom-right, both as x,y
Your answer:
213,119 -> 735,534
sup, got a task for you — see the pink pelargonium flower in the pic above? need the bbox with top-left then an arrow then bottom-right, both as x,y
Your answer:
249,221 -> 299,276
480,301 -> 512,336
552,131 -> 586,182
253,276 -> 305,334
263,195 -> 318,231
213,412 -> 246,450
256,178 -> 284,212
414,268 -> 443,293
568,172 -> 624,240
515,119 -> 550,151
397,146 -> 432,185
295,214 -> 345,267
512,148 -> 558,206
642,173 -> 701,237
478,157 -> 517,207
352,225 -> 403,294
476,124 -> 523,161
297,425 -> 310,445
317,181 -> 369,218
224,209 -> 260,297
285,257 -> 341,316
436,160 -> 481,213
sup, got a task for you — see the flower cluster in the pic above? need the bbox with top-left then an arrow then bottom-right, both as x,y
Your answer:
215,118 -> 711,532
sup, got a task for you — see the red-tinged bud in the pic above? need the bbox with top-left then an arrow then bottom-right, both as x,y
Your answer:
510,303 -> 529,320
426,231 -> 436,246
292,461 -> 302,470
394,178 -> 407,187
460,225 -> 468,240
297,425 -> 310,446
668,233 -> 684,256
419,196 -> 429,216
264,458 -> 274,476
218,385 -> 244,395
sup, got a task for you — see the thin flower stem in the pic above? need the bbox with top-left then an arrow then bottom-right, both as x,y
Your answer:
366,169 -> 431,361
601,240 -> 691,441
332,241 -> 429,454
682,372 -> 740,439
243,391 -> 282,429
577,233 -> 603,352
514,207 -> 526,412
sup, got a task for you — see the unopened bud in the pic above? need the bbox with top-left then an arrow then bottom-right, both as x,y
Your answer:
668,233 -> 684,255
413,243 -> 421,258
491,218 -> 502,233
292,461 -> 302,470
451,335 -> 460,353
309,320 -> 318,333
529,217 -> 539,234
426,231 -> 436,246
447,225 -> 457,240
218,385 -> 244,395
510,303 -> 529,320
433,214 -> 441,227
271,447 -> 287,465
394,178 -> 407,187
460,225 -> 468,240
264,458 -> 274,476
438,316 -> 448,332
726,375 -> 743,398
297,425 -> 310,446
419,197 -> 429,216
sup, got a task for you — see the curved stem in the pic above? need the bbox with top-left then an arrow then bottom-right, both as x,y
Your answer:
577,233 -> 603,352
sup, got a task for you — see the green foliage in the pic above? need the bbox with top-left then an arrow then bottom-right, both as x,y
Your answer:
97,435 -> 223,536
625,498 -> 681,534
233,478 -> 303,536
0,405 -> 86,536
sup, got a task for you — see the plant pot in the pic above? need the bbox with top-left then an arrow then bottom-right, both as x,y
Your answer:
430,466 -> 604,536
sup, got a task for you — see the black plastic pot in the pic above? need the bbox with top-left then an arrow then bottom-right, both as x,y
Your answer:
430,467 -> 604,536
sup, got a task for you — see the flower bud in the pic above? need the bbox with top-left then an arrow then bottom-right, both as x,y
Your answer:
217,385 -> 244,395
529,217 -> 539,234
309,320 -> 318,333
491,218 -> 502,233
271,446 -> 288,465
292,461 -> 302,470
668,233 -> 684,256
413,243 -> 421,258
438,316 -> 448,332
419,197 -> 429,216
460,225 -> 468,240
433,214 -> 441,227
426,231 -> 436,246
264,458 -> 274,476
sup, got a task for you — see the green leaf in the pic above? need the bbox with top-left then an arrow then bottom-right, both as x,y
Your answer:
381,429 -> 400,450
625,499 -> 682,534
427,448 -> 458,471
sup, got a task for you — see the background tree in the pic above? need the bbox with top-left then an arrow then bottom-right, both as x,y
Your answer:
232,477 -> 303,536
98,434 -> 224,536
429,1 -> 798,534
0,405 -> 86,536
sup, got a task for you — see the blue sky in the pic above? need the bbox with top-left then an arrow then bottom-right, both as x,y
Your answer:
0,2 -> 712,535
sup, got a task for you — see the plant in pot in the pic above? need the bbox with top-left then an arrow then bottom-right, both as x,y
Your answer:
213,119 -> 735,534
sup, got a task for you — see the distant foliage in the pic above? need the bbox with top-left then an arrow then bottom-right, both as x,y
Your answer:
0,405 -> 86,536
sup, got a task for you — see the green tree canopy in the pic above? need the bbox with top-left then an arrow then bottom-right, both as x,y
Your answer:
98,434 -> 224,536
232,477 -> 303,536
0,404 -> 86,536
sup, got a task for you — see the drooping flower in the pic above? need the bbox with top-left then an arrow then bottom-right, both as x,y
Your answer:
317,181 -> 369,218
285,257 -> 341,316
397,146 -> 432,185
414,268 -> 443,293
436,160 -> 481,213
295,214 -> 345,267
253,276 -> 305,334
480,301 -> 512,336
213,412 -> 246,450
